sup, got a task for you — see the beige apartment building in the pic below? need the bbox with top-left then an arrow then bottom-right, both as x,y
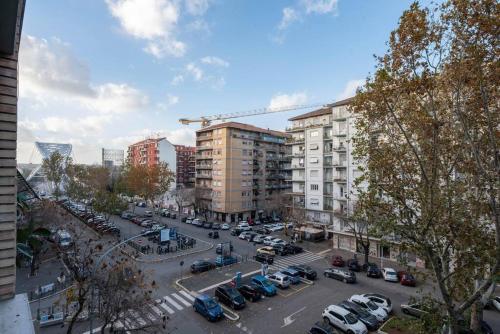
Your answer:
195,122 -> 290,223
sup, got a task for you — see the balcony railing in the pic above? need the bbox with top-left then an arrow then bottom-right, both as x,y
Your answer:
196,173 -> 212,179
333,175 -> 347,182
196,164 -> 213,169
333,145 -> 347,152
291,164 -> 305,169
332,110 -> 348,121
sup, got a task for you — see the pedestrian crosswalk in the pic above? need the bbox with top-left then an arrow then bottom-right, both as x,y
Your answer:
268,251 -> 324,271
81,290 -> 196,334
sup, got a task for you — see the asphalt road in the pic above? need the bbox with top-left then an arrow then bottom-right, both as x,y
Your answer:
42,205 -> 500,334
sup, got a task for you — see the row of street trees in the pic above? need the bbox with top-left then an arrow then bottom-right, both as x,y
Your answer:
350,0 -> 499,333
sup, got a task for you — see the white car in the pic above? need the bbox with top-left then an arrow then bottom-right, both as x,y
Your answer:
186,218 -> 193,224
221,223 -> 230,230
263,236 -> 275,246
490,296 -> 500,312
322,305 -> 368,334
382,267 -> 399,282
266,273 -> 290,289
362,293 -> 392,314
270,238 -> 286,247
349,295 -> 388,322
144,210 -> 153,217
238,232 -> 251,240
253,235 -> 266,244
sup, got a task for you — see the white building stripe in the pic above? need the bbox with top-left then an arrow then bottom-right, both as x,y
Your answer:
179,290 -> 195,302
172,293 -> 191,307
164,295 -> 184,310
159,302 -> 175,314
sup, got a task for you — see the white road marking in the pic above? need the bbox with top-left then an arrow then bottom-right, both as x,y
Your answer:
159,302 -> 174,314
172,292 -> 191,307
179,290 -> 195,302
164,295 -> 183,310
281,306 -> 307,328
150,305 -> 163,316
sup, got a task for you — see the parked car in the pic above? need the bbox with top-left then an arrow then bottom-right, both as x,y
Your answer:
252,235 -> 266,244
203,222 -> 213,229
366,263 -> 382,278
251,275 -> 277,296
263,236 -> 276,245
221,223 -> 230,230
237,222 -> 251,231
230,228 -> 243,236
323,268 -> 356,283
338,300 -> 380,331
400,303 -> 427,318
237,284 -> 262,302
362,293 -> 392,314
331,256 -> 345,267
270,238 -> 287,247
208,231 -> 219,239
382,267 -> 399,282
215,243 -> 233,254
273,244 -> 290,256
488,296 -> 500,312
215,284 -> 246,310
193,294 -> 224,321
266,273 -> 291,289
322,305 -> 368,334
349,295 -> 388,322
279,268 -> 301,284
254,253 -> 274,265
181,217 -> 187,223
136,202 -> 146,207
288,265 -> 317,280
284,244 -> 303,254
212,223 -> 221,230
170,213 -> 177,219
144,210 -> 153,217
191,260 -> 215,273
308,320 -> 340,334
186,217 -> 193,224
257,246 -> 276,256
399,272 -> 416,287
239,231 -> 252,240
346,258 -> 361,272
215,255 -> 238,267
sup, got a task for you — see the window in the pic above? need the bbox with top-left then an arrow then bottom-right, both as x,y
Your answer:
309,144 -> 318,150
310,131 -> 319,137
310,170 -> 319,177
310,157 -> 319,164
310,184 -> 319,191
310,198 -> 319,206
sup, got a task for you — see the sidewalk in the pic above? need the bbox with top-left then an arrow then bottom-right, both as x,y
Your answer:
16,258 -> 70,299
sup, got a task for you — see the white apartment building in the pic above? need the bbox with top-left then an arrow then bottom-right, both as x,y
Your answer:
287,97 -> 422,266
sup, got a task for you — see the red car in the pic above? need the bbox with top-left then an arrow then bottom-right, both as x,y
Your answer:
331,256 -> 345,267
398,271 -> 416,287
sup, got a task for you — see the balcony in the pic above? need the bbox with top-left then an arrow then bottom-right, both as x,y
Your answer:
196,145 -> 213,151
196,164 -> 212,169
324,203 -> 334,211
291,164 -> 305,169
333,110 -> 348,121
333,176 -> 347,183
335,160 -> 347,168
291,151 -> 305,157
285,137 -> 305,145
196,172 -> 212,179
285,125 -> 305,132
196,154 -> 213,159
333,145 -> 347,152
334,130 -> 347,137
197,133 -> 213,139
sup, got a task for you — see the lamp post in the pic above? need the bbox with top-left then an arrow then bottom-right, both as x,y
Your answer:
88,231 -> 150,334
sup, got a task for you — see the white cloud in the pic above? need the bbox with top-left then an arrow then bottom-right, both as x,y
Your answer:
186,19 -> 211,34
301,0 -> 338,14
186,63 -> 204,81
268,92 -> 308,110
200,56 -> 229,67
106,0 -> 186,58
171,74 -> 185,85
167,94 -> 180,106
278,7 -> 300,30
337,79 -> 364,100
185,0 -> 210,16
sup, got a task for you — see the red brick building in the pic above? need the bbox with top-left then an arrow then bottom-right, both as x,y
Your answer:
174,145 -> 196,188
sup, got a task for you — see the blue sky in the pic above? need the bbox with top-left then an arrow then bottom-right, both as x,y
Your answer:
17,0 -> 425,164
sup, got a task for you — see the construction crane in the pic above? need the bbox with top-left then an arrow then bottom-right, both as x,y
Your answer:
179,103 -> 329,127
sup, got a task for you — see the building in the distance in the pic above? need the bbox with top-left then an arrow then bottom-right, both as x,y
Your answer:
102,148 -> 124,168
127,137 -> 176,189
195,122 -> 290,223
174,145 -> 196,188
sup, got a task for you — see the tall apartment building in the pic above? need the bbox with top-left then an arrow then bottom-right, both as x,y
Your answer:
195,122 -> 290,223
102,148 -> 124,168
286,98 -> 358,232
127,137 -> 177,190
174,145 -> 196,188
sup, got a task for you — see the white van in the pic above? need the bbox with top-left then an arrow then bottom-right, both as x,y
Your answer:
55,230 -> 72,248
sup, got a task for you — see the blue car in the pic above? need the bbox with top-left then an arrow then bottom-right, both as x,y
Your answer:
193,294 -> 224,321
251,275 -> 277,296
279,268 -> 301,284
215,255 -> 238,267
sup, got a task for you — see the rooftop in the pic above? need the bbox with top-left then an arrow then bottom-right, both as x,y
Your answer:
0,293 -> 35,334
197,121 -> 288,138
288,97 -> 354,121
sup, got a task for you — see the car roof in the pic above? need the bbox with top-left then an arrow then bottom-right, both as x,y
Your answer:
351,294 -> 370,302
252,275 -> 266,281
327,305 -> 350,315
383,267 -> 396,271
196,294 -> 213,301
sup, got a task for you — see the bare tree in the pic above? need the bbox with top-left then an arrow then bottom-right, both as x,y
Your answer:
42,152 -> 68,200
172,187 -> 195,216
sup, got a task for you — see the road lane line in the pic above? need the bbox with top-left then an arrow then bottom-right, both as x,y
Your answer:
164,295 -> 184,310
172,292 -> 191,306
150,305 -> 164,316
179,290 -> 195,302
159,302 -> 174,314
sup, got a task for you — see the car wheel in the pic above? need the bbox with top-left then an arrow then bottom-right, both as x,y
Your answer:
347,331 -> 354,334
402,308 -> 409,315
343,278 -> 347,283
323,316 -> 331,325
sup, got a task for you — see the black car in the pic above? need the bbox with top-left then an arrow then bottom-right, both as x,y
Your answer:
214,284 -> 246,310
203,222 -> 213,229
273,244 -> 290,256
254,253 -> 274,265
191,260 -> 215,273
309,320 -> 339,334
208,231 -> 219,239
230,228 -> 243,236
347,258 -> 361,272
171,213 -> 177,219
366,263 -> 382,278
237,284 -> 262,302
212,223 -> 221,230
284,244 -> 303,254
324,268 -> 356,283
338,300 -> 379,331
289,265 -> 317,280
181,217 -> 187,223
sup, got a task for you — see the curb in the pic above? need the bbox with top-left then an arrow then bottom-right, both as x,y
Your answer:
121,240 -> 214,263
175,277 -> 240,322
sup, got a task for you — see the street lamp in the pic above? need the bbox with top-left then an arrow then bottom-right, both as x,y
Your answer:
88,231 -> 151,334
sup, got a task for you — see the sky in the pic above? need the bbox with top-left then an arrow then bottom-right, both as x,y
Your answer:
17,0 -> 427,164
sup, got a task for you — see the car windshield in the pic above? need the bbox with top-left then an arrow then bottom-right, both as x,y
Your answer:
262,280 -> 273,287
205,299 -> 218,309
356,307 -> 371,318
367,301 -> 379,310
227,288 -> 240,298
387,270 -> 397,276
345,313 -> 358,324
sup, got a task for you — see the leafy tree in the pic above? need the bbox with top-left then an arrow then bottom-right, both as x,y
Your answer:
42,152 -> 68,200
93,190 -> 128,221
351,1 -> 499,332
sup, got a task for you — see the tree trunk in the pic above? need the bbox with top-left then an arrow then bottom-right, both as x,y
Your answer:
363,244 -> 370,266
66,300 -> 84,334
469,300 -> 483,333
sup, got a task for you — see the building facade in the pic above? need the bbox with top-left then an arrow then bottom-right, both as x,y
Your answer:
102,148 -> 124,168
195,122 -> 290,223
174,145 -> 196,188
127,137 -> 177,190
